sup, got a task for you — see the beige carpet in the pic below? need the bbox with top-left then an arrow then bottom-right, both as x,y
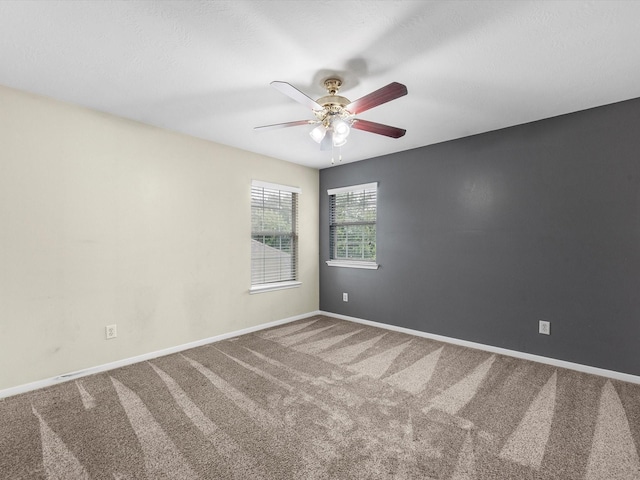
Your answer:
2,315 -> 640,479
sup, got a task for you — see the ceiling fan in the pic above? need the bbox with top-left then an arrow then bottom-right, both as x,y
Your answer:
255,78 -> 408,163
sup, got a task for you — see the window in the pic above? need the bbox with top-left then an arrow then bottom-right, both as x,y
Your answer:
327,182 -> 379,269
250,180 -> 301,293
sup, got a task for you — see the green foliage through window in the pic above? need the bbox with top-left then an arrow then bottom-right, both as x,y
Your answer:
329,185 -> 377,262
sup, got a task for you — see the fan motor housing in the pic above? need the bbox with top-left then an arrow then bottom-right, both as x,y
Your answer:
316,95 -> 350,108
317,77 -> 350,108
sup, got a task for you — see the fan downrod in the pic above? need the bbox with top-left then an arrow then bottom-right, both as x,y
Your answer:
324,78 -> 342,95
317,78 -> 350,109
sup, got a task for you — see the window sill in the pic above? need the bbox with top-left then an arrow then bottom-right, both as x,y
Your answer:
249,281 -> 302,294
325,260 -> 379,270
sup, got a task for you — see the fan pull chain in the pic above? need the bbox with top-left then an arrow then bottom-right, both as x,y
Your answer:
330,146 -> 343,165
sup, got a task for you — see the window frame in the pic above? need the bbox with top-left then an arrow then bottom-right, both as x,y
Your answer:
250,180 -> 302,294
326,182 -> 379,270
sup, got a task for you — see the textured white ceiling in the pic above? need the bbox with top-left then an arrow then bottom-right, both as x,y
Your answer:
2,0 -> 640,169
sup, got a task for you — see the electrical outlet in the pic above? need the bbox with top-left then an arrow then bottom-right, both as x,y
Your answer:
105,324 -> 117,339
539,321 -> 550,335
343,292 -> 348,302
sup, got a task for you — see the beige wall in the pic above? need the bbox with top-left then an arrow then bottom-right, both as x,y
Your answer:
0,85 -> 319,390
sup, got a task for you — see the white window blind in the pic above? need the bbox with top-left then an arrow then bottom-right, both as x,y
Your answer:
328,182 -> 378,266
251,181 -> 300,289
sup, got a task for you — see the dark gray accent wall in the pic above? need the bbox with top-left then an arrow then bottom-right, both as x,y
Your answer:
319,98 -> 640,376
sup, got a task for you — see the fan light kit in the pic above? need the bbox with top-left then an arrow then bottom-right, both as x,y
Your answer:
255,77 -> 408,164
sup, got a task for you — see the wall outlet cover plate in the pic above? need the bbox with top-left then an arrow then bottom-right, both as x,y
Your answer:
539,321 -> 550,335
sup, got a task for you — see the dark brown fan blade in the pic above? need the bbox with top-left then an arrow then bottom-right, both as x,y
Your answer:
352,119 -> 406,138
254,120 -> 316,131
346,82 -> 408,115
271,81 -> 323,110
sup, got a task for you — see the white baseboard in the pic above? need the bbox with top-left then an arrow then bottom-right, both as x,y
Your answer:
5,309 -> 636,399
0,310 -> 321,400
321,311 -> 640,385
